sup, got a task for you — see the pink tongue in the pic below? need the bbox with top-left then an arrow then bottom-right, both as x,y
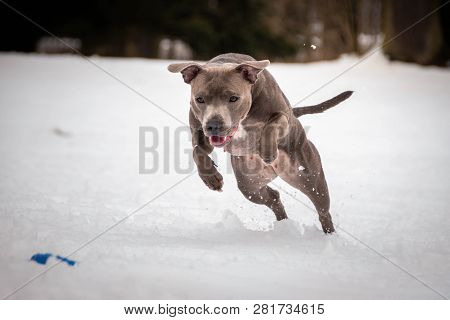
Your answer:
210,136 -> 226,145
209,126 -> 238,147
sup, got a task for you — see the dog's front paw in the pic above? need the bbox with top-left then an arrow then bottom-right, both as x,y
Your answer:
199,168 -> 224,192
261,151 -> 278,165
259,144 -> 279,165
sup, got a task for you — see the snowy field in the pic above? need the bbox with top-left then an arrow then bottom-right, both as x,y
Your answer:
0,52 -> 449,299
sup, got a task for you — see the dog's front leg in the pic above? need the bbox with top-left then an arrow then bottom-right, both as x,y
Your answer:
190,110 -> 223,192
193,144 -> 223,191
259,112 -> 289,164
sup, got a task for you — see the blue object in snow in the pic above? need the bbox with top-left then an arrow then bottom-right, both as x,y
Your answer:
56,255 -> 77,266
30,253 -> 52,265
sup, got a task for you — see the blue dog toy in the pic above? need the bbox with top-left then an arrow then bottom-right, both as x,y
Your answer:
30,253 -> 77,266
30,253 -> 52,265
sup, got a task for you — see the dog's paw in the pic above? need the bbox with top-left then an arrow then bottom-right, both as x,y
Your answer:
199,169 -> 224,192
319,214 -> 335,234
261,152 -> 278,165
259,141 -> 279,165
260,147 -> 279,165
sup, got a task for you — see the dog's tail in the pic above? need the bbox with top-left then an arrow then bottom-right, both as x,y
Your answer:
292,91 -> 353,117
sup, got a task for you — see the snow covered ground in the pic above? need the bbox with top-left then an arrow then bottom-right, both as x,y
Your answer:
0,52 -> 449,299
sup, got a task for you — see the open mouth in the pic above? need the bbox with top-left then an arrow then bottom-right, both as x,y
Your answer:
208,126 -> 238,147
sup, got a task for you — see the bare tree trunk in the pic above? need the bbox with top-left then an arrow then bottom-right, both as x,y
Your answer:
383,0 -> 444,65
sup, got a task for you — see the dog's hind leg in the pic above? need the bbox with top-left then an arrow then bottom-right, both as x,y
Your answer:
231,155 -> 287,221
276,143 -> 335,233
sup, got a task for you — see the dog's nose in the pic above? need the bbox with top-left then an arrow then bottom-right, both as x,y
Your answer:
205,118 -> 225,135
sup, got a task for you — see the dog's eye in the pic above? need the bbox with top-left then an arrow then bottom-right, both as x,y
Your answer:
229,96 -> 239,103
196,97 -> 205,104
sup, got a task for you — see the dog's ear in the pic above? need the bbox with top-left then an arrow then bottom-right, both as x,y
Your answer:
235,60 -> 270,84
168,62 -> 202,84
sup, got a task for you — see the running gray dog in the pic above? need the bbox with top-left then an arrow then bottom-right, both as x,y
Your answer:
168,53 -> 352,233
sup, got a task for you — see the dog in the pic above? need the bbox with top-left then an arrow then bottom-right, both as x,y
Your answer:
168,53 -> 352,233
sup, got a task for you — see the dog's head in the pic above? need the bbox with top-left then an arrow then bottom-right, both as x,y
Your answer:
168,59 -> 269,147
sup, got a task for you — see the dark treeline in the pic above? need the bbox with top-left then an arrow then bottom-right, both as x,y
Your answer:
0,0 -> 449,65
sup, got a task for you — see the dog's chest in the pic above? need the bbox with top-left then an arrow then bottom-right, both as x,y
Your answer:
224,123 -> 264,156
